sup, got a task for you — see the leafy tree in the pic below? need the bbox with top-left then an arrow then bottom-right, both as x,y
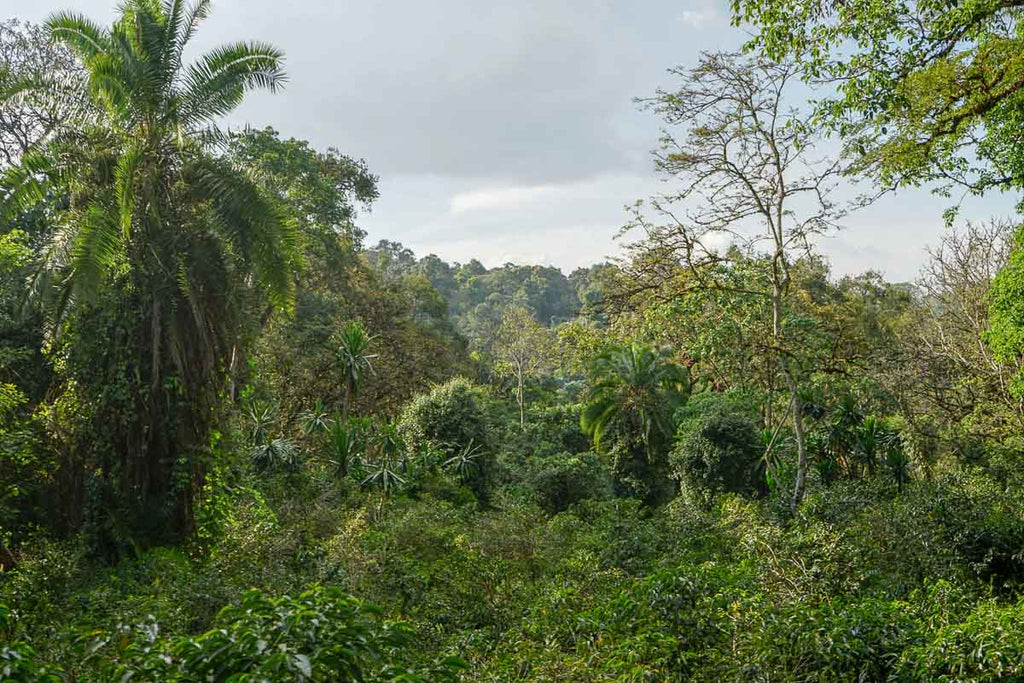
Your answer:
493,305 -> 555,427
733,0 -> 1024,198
986,225 -> 1024,399
671,394 -> 766,508
622,52 -> 850,511
525,451 -> 612,514
399,377 -> 491,500
581,344 -> 690,504
0,0 -> 296,547
0,19 -> 92,168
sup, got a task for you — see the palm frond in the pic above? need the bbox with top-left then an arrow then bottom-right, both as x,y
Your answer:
185,154 -> 300,310
179,42 -> 286,126
114,142 -> 144,237
0,150 -> 52,217
69,203 -> 122,301
175,0 -> 211,65
46,12 -> 110,61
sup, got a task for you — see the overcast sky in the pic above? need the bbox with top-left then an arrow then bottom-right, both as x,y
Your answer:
6,0 -> 1019,280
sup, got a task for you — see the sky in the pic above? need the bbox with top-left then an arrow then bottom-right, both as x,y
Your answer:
5,0 -> 1019,281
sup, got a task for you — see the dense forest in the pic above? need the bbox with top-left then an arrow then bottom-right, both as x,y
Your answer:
2,1 -> 1024,680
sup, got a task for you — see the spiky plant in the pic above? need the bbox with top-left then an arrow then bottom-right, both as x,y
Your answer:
334,321 -> 377,420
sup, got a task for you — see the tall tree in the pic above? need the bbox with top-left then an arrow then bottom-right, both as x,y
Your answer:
493,305 -> 554,427
622,52 -> 848,511
0,0 -> 296,547
0,19 -> 92,168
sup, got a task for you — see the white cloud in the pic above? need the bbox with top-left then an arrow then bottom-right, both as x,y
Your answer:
450,184 -> 563,214
679,9 -> 716,28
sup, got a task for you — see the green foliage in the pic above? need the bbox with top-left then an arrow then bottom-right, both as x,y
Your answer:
107,586 -> 455,682
986,226 -> 1024,398
581,344 -> 690,504
399,378 -> 491,500
738,597 -> 920,682
898,599 -> 1024,682
525,451 -> 612,514
671,393 -> 766,508
732,0 -> 1024,195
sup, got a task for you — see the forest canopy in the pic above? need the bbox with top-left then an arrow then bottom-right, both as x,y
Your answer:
1,1 -> 1024,681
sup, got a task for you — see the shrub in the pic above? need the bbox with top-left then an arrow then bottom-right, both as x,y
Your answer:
897,599 -> 1024,682
735,597 -> 920,682
525,451 -> 612,514
399,378 -> 491,500
105,585 -> 462,681
671,394 -> 766,508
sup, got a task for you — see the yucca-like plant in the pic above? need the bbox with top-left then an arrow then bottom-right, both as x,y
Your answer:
299,398 -> 333,437
0,0 -> 297,544
857,415 -> 882,475
251,437 -> 300,473
327,415 -> 368,479
443,439 -> 483,485
879,426 -> 911,493
334,320 -> 377,420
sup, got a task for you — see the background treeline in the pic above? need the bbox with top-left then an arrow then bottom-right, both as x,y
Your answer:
1,1 -> 1024,681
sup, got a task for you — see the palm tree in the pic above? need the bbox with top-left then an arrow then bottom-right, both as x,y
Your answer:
334,320 -> 377,420
581,344 -> 690,503
0,0 -> 297,545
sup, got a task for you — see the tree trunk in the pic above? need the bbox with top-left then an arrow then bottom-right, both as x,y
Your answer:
517,372 -> 525,428
769,245 -> 808,514
783,364 -> 808,513
228,342 -> 238,403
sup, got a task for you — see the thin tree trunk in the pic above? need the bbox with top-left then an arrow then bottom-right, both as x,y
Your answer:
518,372 -> 525,428
769,242 -> 809,514
228,342 -> 238,403
783,364 -> 808,513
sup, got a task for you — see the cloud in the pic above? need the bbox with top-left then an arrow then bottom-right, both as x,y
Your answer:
450,184 -> 563,214
679,8 -> 716,28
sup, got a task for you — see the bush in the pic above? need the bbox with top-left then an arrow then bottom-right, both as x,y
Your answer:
399,378 -> 491,500
671,394 -> 766,508
923,470 -> 1024,586
525,451 -> 612,514
93,585 -> 461,681
736,597 -> 920,682
898,599 -> 1024,682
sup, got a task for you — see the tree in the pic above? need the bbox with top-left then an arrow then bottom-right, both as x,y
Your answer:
581,343 -> 690,504
398,377 -> 491,500
733,0 -> 1024,200
334,321 -> 377,421
493,305 -> 555,427
986,226 -> 1024,400
873,221 -> 1024,472
671,394 -> 766,509
621,52 -> 849,512
0,0 -> 296,546
0,19 -> 92,168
